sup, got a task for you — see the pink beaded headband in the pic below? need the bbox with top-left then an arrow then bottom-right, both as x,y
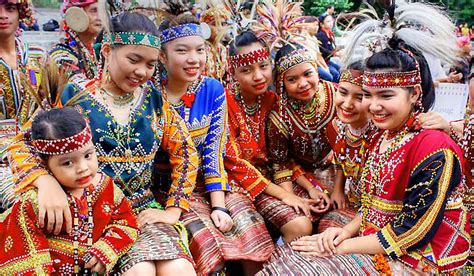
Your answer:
229,47 -> 270,70
362,70 -> 421,88
32,126 -> 92,155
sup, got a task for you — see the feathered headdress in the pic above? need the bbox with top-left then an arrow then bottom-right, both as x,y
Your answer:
253,0 -> 318,54
341,1 -> 458,68
223,0 -> 259,41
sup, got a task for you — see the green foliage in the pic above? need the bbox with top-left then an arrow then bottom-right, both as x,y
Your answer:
302,0 -> 354,17
429,0 -> 474,25
32,0 -> 61,9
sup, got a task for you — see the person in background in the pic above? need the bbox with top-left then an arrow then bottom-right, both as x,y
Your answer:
316,13 -> 341,82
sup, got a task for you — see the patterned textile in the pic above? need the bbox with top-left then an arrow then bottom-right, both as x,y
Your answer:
317,207 -> 357,233
117,222 -> 193,273
363,129 -> 470,273
6,80 -> 199,270
224,89 -> 276,199
155,77 -> 273,274
255,183 -> 325,230
0,165 -> 14,211
49,30 -> 97,84
267,81 -> 336,185
181,192 -> 274,274
0,36 -> 45,131
257,245 -> 379,275
0,174 -> 138,274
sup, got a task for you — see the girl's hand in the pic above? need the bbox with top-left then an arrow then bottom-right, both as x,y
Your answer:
84,255 -> 106,274
308,187 -> 330,213
35,175 -> 72,235
137,207 -> 182,227
211,209 -> 233,232
317,227 -> 352,255
282,193 -> 313,217
330,189 -> 347,210
418,112 -> 449,133
291,235 -> 330,257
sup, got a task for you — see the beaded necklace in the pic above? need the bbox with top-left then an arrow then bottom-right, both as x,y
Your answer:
164,78 -> 201,123
100,88 -> 135,108
234,83 -> 263,141
358,124 -> 410,233
67,185 -> 94,275
335,121 -> 373,178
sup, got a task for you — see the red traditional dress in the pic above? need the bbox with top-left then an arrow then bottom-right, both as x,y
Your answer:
361,129 -> 470,273
0,173 -> 139,274
266,81 -> 336,222
258,129 -> 470,275
225,87 -> 309,230
318,119 -> 377,232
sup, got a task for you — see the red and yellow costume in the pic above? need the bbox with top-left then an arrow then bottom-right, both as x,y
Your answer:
0,173 -> 139,274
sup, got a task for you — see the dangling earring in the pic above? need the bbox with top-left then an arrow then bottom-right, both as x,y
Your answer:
104,66 -> 111,83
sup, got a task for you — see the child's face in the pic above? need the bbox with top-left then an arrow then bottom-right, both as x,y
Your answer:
47,141 -> 98,193
335,81 -> 369,127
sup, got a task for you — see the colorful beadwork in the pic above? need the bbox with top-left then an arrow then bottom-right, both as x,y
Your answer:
31,126 -> 92,155
362,70 -> 421,88
159,23 -> 203,45
339,69 -> 363,86
276,47 -> 315,74
229,47 -> 270,70
103,32 -> 161,49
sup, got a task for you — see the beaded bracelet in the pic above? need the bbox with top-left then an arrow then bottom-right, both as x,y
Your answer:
449,121 -> 463,144
212,206 -> 231,216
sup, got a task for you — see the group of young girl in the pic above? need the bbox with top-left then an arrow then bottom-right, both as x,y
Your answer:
0,1 -> 471,275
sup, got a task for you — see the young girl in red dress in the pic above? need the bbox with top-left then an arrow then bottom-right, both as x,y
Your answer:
0,107 -> 138,275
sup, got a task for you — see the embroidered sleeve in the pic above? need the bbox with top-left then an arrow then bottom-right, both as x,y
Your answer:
202,87 -> 229,192
266,110 -> 292,184
0,190 -> 53,274
160,101 -> 198,211
7,127 -> 49,193
376,149 -> 463,259
225,135 -> 270,200
86,184 -> 139,272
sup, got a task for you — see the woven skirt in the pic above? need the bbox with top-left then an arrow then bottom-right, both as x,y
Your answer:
257,245 -> 379,275
117,222 -> 193,273
182,191 -> 274,275
255,183 -> 327,230
317,207 -> 358,233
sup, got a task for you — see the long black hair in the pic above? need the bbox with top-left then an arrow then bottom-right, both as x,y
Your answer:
365,39 -> 435,111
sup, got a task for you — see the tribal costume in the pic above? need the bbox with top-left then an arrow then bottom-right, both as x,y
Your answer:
154,22 -> 273,274
0,173 -> 138,274
0,34 -> 46,211
7,29 -> 199,273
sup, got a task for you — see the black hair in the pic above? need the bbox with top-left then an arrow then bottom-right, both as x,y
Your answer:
318,13 -> 333,28
31,107 -> 87,141
364,39 -> 435,111
228,31 -> 266,56
275,43 -> 304,66
95,12 -> 159,61
158,14 -> 200,32
326,5 -> 334,10
347,60 -> 364,71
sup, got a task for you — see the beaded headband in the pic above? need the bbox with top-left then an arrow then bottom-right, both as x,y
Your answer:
159,23 -> 203,44
229,48 -> 270,70
32,126 -> 92,155
362,70 -> 421,88
103,32 -> 161,49
276,47 -> 315,74
340,69 -> 363,87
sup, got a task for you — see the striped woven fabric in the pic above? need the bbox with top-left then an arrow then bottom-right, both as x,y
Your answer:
182,192 -> 274,274
257,245 -> 379,275
317,207 -> 358,233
